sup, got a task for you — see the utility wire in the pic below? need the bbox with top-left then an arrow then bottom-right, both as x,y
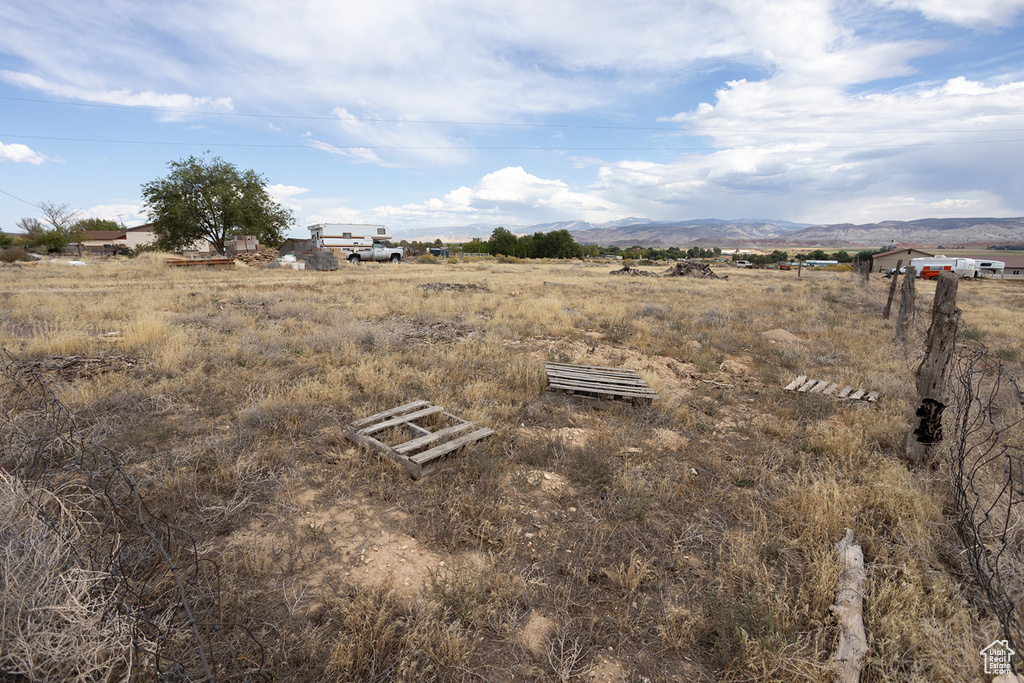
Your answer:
3,132 -> 1024,151
2,95 -> 1023,135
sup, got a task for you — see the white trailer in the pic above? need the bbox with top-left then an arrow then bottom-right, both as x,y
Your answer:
975,259 -> 1006,279
909,257 -> 978,280
308,223 -> 404,263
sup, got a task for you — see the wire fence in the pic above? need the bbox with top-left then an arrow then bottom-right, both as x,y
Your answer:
944,338 -> 1024,665
0,348 -> 263,681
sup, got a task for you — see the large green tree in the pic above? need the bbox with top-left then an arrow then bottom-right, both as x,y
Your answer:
489,227 -> 517,256
141,155 -> 293,253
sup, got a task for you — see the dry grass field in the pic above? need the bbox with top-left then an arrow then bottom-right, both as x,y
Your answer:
2,254 -> 1023,681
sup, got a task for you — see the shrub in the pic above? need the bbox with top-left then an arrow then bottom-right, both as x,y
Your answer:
416,253 -> 439,264
0,247 -> 32,263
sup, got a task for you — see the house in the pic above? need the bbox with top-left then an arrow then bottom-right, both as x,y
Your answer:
872,248 -> 934,273
76,230 -> 129,255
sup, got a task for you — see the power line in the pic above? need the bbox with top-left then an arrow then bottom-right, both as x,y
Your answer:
3,132 -> 1024,151
0,188 -> 41,210
2,95 -> 1023,135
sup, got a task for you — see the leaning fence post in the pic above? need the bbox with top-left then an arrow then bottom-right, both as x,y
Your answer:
882,259 -> 903,319
904,272 -> 960,469
895,266 -> 916,343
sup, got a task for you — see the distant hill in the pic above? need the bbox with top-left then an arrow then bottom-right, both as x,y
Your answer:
569,219 -> 810,247
388,216 -> 1024,248
786,217 -> 1024,247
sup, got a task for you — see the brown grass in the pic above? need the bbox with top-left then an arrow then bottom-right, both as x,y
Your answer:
1,256 -> 1021,680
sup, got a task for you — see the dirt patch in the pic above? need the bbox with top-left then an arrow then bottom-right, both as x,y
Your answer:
588,654 -> 627,681
513,336 -> 696,397
516,611 -> 555,657
762,328 -> 804,344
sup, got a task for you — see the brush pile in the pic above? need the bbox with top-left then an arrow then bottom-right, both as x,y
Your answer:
610,266 -> 657,277
663,261 -> 728,279
416,282 -> 491,293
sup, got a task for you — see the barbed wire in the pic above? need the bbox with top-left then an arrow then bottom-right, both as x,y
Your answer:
944,337 -> 1024,665
0,348 -> 264,681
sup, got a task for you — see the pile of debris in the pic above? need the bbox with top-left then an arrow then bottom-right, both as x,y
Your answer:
233,250 -> 277,266
663,261 -> 728,279
610,266 -> 657,277
416,282 -> 491,293
21,354 -> 139,380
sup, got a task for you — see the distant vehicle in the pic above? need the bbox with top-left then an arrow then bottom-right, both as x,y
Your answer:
734,260 -> 752,268
308,223 -> 404,263
909,257 -> 979,280
778,263 -> 792,270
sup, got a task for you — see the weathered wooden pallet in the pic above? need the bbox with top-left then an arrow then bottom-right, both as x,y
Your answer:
783,375 -> 879,402
544,361 -> 657,404
344,400 -> 494,479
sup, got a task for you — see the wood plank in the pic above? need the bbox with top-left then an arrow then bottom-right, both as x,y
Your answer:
866,391 -> 880,402
544,365 -> 644,380
546,382 -> 656,399
848,389 -> 866,401
343,428 -> 420,479
410,428 -> 495,465
784,375 -> 807,391
544,371 -> 648,388
544,370 -> 649,388
360,405 -> 444,435
394,422 -> 476,454
545,377 -> 652,393
405,423 -> 432,437
545,361 -> 643,374
351,400 -> 431,428
798,378 -> 819,392
823,383 -> 840,395
809,380 -> 828,394
837,386 -> 853,398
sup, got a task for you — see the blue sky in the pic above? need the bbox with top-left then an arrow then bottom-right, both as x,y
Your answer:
2,0 -> 1024,240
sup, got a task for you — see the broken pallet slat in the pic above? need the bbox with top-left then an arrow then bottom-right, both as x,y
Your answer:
866,391 -> 880,402
837,386 -> 853,398
410,428 -> 495,465
848,388 -> 866,401
809,380 -> 829,394
350,400 -> 431,428
823,383 -> 840,395
545,362 -> 657,403
394,422 -> 475,454
360,405 -> 444,435
784,375 -> 807,391
543,369 -> 650,388
546,382 -> 657,400
345,401 -> 494,479
798,378 -> 819,392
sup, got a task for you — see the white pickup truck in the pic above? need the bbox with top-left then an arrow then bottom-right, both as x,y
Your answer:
308,223 -> 405,264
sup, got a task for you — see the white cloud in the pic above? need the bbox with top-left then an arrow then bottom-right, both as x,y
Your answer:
80,203 -> 145,225
0,140 -> 46,164
0,71 -> 232,113
266,184 -> 308,213
872,0 -> 1024,27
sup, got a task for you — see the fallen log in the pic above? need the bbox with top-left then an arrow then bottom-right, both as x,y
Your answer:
832,528 -> 868,683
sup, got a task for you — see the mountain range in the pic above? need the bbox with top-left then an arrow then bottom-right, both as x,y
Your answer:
395,217 -> 1024,248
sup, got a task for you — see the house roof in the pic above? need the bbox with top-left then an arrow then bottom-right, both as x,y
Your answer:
81,230 -> 127,240
125,223 -> 154,233
873,248 -> 934,258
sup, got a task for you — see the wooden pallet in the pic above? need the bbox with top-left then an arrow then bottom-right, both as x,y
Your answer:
344,400 -> 494,479
544,361 -> 657,404
783,376 -> 879,402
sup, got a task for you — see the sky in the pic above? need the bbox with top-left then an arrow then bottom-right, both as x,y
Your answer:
2,0 -> 1024,240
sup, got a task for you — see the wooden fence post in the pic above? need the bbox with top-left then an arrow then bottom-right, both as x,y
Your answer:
904,272 -> 960,469
895,266 -> 916,343
882,259 -> 903,319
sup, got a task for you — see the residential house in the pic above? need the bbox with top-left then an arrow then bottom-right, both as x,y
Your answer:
872,248 -> 934,273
